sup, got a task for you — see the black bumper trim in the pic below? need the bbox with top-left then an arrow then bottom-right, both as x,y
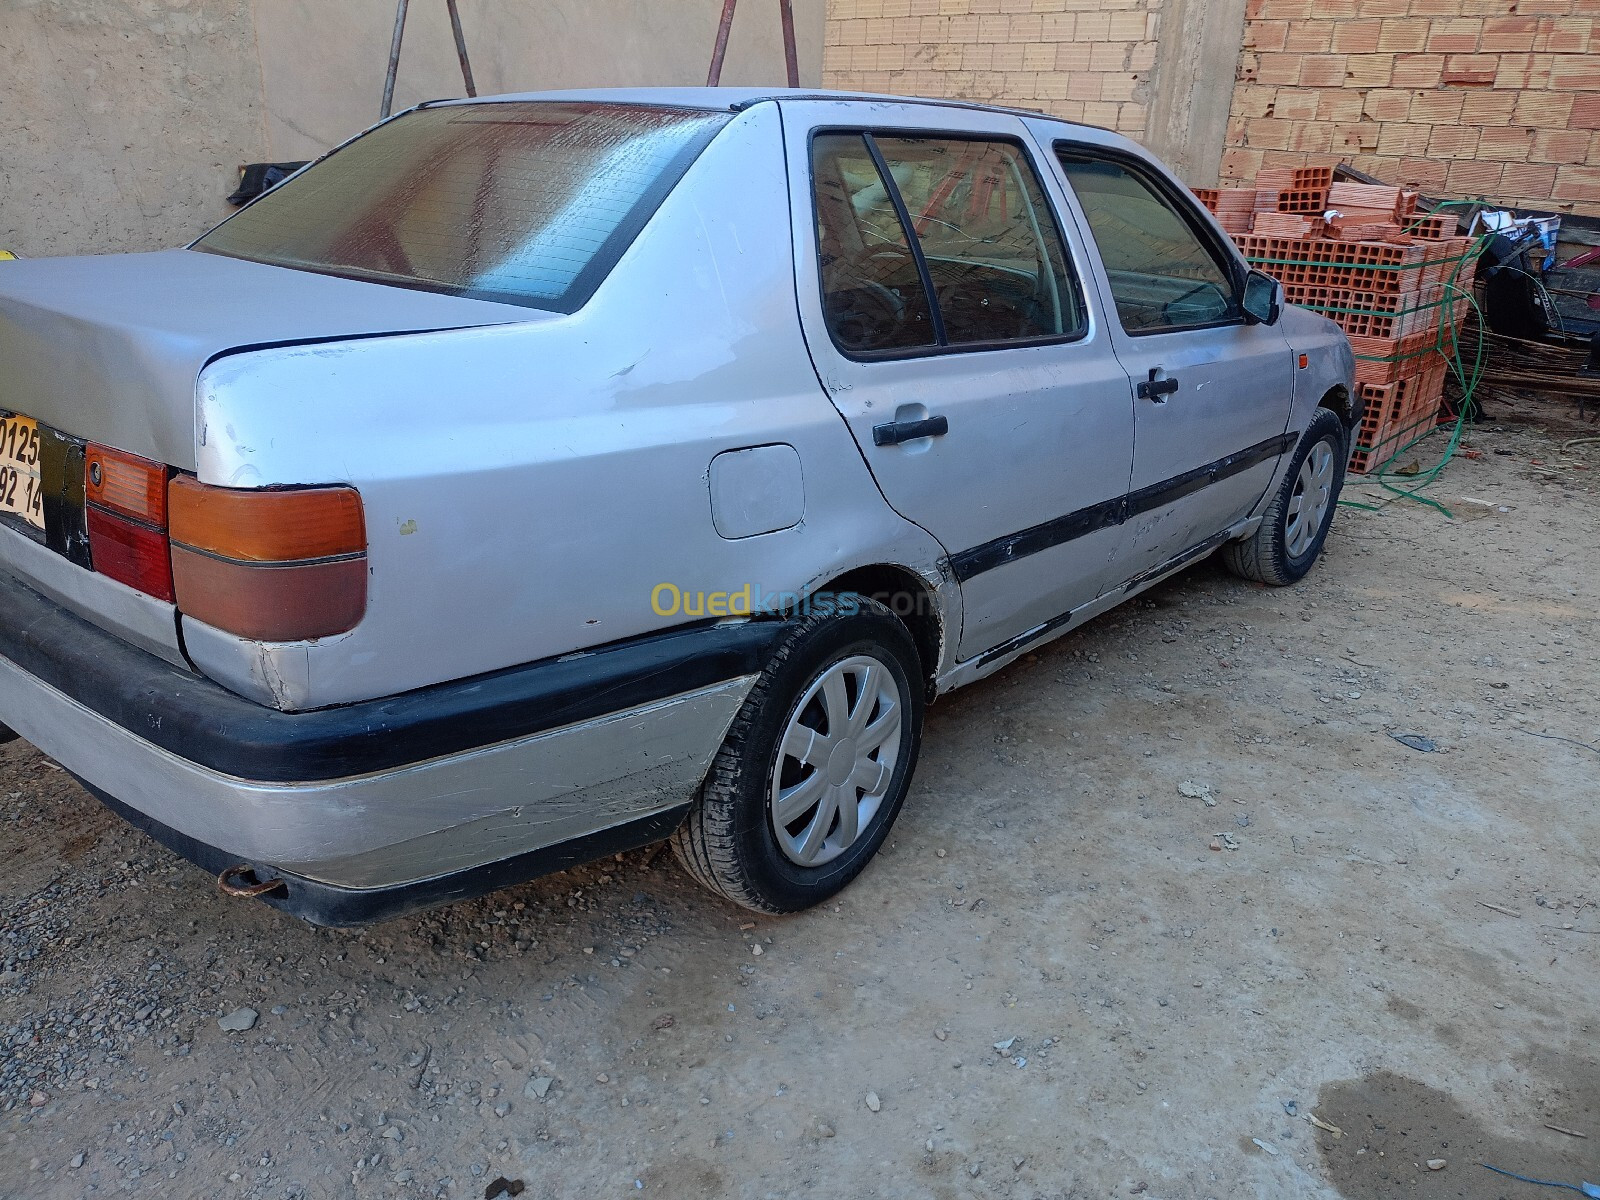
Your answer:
0,568 -> 784,783
82,778 -> 688,927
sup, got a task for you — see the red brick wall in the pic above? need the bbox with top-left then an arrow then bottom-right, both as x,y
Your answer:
1225,1 -> 1600,215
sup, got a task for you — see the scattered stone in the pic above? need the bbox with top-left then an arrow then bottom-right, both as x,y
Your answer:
70,1153 -> 85,1169
28,1091 -> 47,1108
751,945 -> 763,956
217,1007 -> 258,1033
652,1014 -> 675,1031
969,1162 -> 981,1177
1391,733 -> 1439,753
817,1122 -> 835,1138
524,1077 -> 553,1099
596,1073 -> 610,1084
1178,780 -> 1218,806
483,1177 -> 525,1199
934,1029 -> 948,1041
1427,1159 -> 1447,1171
1251,1138 -> 1280,1156
381,1126 -> 403,1141
993,1037 -> 1016,1053
865,1091 -> 881,1112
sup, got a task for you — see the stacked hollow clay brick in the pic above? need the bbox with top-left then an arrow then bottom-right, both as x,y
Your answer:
1195,167 -> 1475,474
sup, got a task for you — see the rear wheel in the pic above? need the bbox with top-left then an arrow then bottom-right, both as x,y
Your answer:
671,595 -> 924,913
1223,407 -> 1346,586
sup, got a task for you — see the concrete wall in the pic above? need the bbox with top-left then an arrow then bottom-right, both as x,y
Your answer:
0,0 -> 268,258
0,0 -> 824,258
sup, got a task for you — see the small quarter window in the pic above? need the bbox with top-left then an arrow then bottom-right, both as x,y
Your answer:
812,134 -> 940,354
1054,150 -> 1239,333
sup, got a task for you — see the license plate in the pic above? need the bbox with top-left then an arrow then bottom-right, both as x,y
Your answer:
0,413 -> 45,531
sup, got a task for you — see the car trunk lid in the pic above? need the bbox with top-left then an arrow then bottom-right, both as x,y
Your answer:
0,248 -> 537,470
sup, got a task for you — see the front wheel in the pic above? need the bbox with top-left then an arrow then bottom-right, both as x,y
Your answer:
1223,407 -> 1347,586
671,595 -> 924,914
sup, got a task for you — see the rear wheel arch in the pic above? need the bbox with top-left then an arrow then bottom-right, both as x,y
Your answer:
814,564 -> 943,687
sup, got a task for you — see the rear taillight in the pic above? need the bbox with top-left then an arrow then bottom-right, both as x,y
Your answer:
85,445 -> 173,601
168,478 -> 367,641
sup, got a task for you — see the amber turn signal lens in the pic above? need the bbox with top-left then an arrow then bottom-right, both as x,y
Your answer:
168,477 -> 367,642
86,445 -> 168,525
168,477 -> 364,562
84,444 -> 172,600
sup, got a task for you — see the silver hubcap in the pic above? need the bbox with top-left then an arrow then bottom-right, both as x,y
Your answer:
1285,439 -> 1336,558
770,655 -> 904,867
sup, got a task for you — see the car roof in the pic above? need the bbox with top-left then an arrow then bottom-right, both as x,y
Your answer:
424,86 -> 1107,135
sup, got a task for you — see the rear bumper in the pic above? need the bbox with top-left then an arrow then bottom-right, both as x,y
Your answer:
0,567 -> 774,919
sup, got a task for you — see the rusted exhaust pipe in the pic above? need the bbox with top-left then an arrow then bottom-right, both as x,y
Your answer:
218,864 -> 286,899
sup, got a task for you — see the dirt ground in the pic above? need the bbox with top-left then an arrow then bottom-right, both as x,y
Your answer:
3,415 -> 1598,1200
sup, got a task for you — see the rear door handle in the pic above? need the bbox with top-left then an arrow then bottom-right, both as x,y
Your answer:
1137,371 -> 1180,401
872,415 -> 949,446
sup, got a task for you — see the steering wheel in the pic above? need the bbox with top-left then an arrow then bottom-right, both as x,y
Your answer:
1162,280 -> 1226,324
937,276 -> 1028,341
826,279 -> 907,353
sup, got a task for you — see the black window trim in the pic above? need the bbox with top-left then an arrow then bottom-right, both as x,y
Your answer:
1051,140 -> 1250,339
192,101 -> 736,317
807,125 -> 1092,364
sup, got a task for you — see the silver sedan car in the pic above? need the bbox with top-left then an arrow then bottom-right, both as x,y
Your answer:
0,88 -> 1355,923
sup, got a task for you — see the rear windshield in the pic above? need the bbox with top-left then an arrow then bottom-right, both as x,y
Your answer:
194,102 -> 732,313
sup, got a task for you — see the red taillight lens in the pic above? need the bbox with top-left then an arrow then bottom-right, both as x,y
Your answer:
85,445 -> 172,601
168,477 -> 367,641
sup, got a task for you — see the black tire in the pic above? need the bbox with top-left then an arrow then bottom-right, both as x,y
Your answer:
671,595 -> 924,914
1223,407 -> 1347,586
0,724 -> 18,745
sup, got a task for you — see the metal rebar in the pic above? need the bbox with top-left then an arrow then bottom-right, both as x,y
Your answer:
779,0 -> 799,87
380,0 -> 411,118
707,0 -> 738,86
445,0 -> 477,97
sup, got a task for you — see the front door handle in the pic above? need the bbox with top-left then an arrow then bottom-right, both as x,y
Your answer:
1137,370 -> 1180,401
872,415 -> 949,446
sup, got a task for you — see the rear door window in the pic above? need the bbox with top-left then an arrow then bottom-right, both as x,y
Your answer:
194,102 -> 732,314
812,132 -> 1085,356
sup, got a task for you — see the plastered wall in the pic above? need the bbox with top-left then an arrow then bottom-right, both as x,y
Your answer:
0,0 -> 824,258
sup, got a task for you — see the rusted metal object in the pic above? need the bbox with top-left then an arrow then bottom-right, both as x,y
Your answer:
446,0 -> 477,98
779,0 -> 800,87
708,0 -> 799,87
382,0 -> 477,120
217,864 -> 287,899
380,0 -> 410,119
707,0 -> 739,86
